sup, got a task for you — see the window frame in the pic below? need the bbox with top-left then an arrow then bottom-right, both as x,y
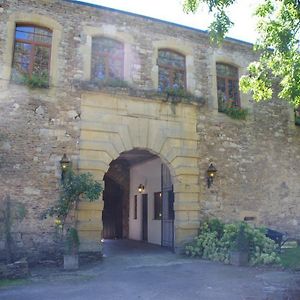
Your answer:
216,63 -> 240,110
91,36 -> 124,81
154,192 -> 162,220
12,23 -> 52,79
157,48 -> 186,91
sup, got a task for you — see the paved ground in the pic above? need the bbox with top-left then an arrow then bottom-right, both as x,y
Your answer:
1,240 -> 300,300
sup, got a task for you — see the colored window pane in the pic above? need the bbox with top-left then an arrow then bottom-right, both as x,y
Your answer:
91,37 -> 124,80
216,63 -> 240,111
158,49 -> 186,91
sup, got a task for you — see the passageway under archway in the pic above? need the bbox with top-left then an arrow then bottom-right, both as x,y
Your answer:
102,149 -> 174,249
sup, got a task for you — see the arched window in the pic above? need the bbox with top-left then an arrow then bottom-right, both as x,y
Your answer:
12,24 -> 52,83
216,63 -> 240,111
91,37 -> 124,81
158,49 -> 186,91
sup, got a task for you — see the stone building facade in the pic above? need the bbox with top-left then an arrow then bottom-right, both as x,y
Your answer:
0,0 -> 299,261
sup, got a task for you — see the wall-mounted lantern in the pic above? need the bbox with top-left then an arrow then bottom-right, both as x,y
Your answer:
138,184 -> 145,193
207,163 -> 217,188
60,153 -> 70,181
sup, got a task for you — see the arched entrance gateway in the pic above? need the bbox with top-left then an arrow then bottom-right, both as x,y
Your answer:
103,149 -> 175,249
77,91 -> 200,253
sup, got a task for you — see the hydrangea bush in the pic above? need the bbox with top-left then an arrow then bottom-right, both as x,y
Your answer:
185,219 -> 280,266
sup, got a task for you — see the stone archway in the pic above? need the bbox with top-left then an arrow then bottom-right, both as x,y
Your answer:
102,149 -> 175,249
77,91 -> 201,252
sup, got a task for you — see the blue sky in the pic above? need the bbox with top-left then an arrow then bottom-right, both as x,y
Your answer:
74,0 -> 261,43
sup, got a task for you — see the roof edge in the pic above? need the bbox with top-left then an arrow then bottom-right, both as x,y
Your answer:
63,0 -> 254,47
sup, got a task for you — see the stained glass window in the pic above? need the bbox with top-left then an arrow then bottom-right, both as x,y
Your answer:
216,63 -> 240,111
158,49 -> 186,91
91,37 -> 124,80
12,25 -> 52,82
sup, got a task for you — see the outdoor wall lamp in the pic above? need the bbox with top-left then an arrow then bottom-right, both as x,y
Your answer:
207,163 -> 217,188
138,184 -> 145,193
60,153 -> 71,181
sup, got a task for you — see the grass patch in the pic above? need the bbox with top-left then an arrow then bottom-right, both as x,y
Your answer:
279,244 -> 300,270
0,278 -> 29,288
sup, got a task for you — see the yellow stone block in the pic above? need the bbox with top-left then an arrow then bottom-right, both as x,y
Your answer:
77,221 -> 101,231
175,192 -> 199,202
174,201 -> 200,211
173,183 -> 200,193
176,175 -> 199,185
78,201 -> 103,210
79,159 -> 109,172
80,149 -> 112,165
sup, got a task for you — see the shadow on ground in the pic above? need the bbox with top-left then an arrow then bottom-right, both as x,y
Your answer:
0,240 -> 300,300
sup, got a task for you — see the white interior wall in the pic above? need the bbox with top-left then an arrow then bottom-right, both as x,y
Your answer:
129,157 -> 162,245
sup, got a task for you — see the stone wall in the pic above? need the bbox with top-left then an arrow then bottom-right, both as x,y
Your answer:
198,101 -> 300,238
0,258 -> 29,279
0,0 -> 299,261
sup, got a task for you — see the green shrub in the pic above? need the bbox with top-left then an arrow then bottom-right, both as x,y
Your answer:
185,219 -> 280,266
45,169 -> 102,227
218,99 -> 248,120
21,72 -> 49,89
161,87 -> 203,103
93,78 -> 129,88
43,169 -> 102,254
223,106 -> 248,120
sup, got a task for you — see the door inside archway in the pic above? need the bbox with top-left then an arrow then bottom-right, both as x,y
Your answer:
102,149 -> 174,249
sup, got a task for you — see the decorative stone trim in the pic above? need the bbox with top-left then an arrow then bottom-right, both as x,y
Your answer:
3,12 -> 62,87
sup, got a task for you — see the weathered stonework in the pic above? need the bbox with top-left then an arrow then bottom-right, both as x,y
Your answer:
0,0 -> 299,261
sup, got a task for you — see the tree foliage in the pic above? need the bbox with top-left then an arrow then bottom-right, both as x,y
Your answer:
183,0 -> 300,108
45,169 -> 102,228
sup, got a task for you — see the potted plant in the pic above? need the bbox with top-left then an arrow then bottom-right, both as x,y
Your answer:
63,227 -> 80,270
229,222 -> 249,266
45,169 -> 102,270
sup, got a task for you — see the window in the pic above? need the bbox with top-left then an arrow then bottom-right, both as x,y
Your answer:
134,195 -> 137,219
12,25 -> 52,82
216,63 -> 240,111
158,49 -> 186,91
154,192 -> 162,220
91,37 -> 124,81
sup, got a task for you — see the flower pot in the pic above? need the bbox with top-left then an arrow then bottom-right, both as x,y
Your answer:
229,251 -> 248,266
63,254 -> 79,270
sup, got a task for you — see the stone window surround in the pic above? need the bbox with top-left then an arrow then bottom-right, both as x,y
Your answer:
151,40 -> 195,93
210,54 -> 251,111
12,25 -> 52,79
81,26 -> 133,83
2,12 -> 62,87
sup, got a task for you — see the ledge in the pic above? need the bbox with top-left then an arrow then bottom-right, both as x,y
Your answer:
72,80 -> 206,106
